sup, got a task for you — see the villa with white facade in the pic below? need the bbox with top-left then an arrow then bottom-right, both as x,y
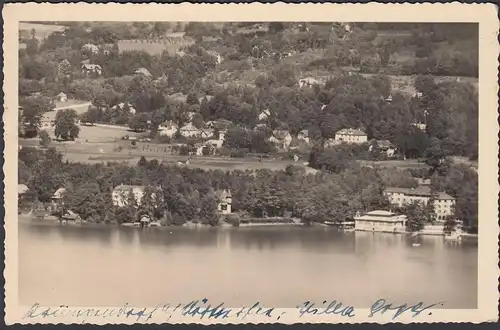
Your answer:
335,128 -> 368,144
354,210 -> 407,233
384,186 -> 456,222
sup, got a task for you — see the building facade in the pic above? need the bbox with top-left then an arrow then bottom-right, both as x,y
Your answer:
335,128 -> 368,144
384,187 -> 455,222
112,185 -> 162,208
354,210 -> 407,233
216,190 -> 232,214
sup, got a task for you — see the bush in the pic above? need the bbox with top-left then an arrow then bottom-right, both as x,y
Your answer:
226,213 -> 240,227
218,147 -> 231,157
230,148 -> 247,158
157,135 -> 172,144
39,130 -> 51,148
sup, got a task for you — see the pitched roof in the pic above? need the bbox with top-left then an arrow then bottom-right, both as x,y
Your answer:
336,128 -> 367,136
52,187 -> 66,199
18,184 -> 29,195
273,129 -> 291,139
81,63 -> 101,70
366,210 -> 395,216
372,139 -> 394,149
216,189 -> 232,200
134,67 -> 152,77
384,186 -> 456,200
180,123 -> 199,131
113,184 -> 146,192
298,129 -> 309,137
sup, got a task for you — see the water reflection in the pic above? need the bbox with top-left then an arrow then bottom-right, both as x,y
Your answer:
18,223 -> 478,308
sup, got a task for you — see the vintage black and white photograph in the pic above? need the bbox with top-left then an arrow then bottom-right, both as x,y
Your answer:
4,2 -> 499,325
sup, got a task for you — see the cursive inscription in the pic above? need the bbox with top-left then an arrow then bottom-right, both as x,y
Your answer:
297,300 -> 356,318
369,299 -> 444,320
22,298 -> 443,322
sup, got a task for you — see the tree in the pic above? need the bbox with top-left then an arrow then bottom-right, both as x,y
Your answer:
63,182 -> 108,221
223,128 -> 251,150
80,107 -> 99,125
54,109 -> 80,141
20,96 -> 55,136
138,156 -> 148,167
128,113 -> 149,132
400,201 -> 428,232
57,59 -> 72,83
39,130 -> 51,148
199,194 -> 219,226
309,147 -> 355,173
424,138 -> 450,175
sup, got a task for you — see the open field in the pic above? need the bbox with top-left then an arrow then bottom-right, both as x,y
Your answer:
117,39 -> 195,56
54,99 -> 91,111
19,22 -> 65,40
42,100 -> 91,123
27,122 -> 139,144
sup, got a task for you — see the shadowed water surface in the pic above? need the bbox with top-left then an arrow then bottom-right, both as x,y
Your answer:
19,223 -> 477,308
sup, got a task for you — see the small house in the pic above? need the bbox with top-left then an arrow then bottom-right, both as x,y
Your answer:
81,43 -> 99,54
297,129 -> 310,143
200,128 -> 215,139
56,92 -> 67,102
18,184 -> 29,196
412,122 -> 427,131
269,129 -> 292,151
158,121 -> 178,137
206,50 -> 223,64
81,64 -> 102,76
52,187 -> 66,202
298,77 -> 321,88
216,189 -> 232,215
134,67 -> 152,77
369,139 -> 396,157
258,109 -> 271,121
139,214 -> 151,227
61,210 -> 82,224
180,123 -> 201,138
112,102 -> 136,115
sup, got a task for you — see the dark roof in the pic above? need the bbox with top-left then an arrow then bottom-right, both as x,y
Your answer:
384,186 -> 455,200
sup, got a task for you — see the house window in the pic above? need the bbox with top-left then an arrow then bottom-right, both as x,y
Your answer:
220,204 -> 228,211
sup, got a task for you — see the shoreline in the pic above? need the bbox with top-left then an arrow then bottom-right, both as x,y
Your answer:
18,215 -> 478,238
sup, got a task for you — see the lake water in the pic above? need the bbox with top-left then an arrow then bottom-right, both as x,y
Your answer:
19,223 -> 478,308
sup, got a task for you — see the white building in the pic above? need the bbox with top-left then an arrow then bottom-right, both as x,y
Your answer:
384,186 -> 456,222
158,121 -> 178,137
179,123 -> 201,138
18,184 -> 29,196
216,189 -> 232,214
258,109 -> 271,121
412,122 -> 427,131
134,67 -> 152,77
56,92 -> 67,102
81,43 -> 99,54
297,129 -> 310,143
298,77 -> 321,88
206,50 -> 223,64
52,187 -> 67,202
269,129 -> 292,151
334,128 -> 368,144
112,185 -> 162,208
354,210 -> 407,233
112,102 -> 136,115
369,139 -> 397,157
81,64 -> 102,76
